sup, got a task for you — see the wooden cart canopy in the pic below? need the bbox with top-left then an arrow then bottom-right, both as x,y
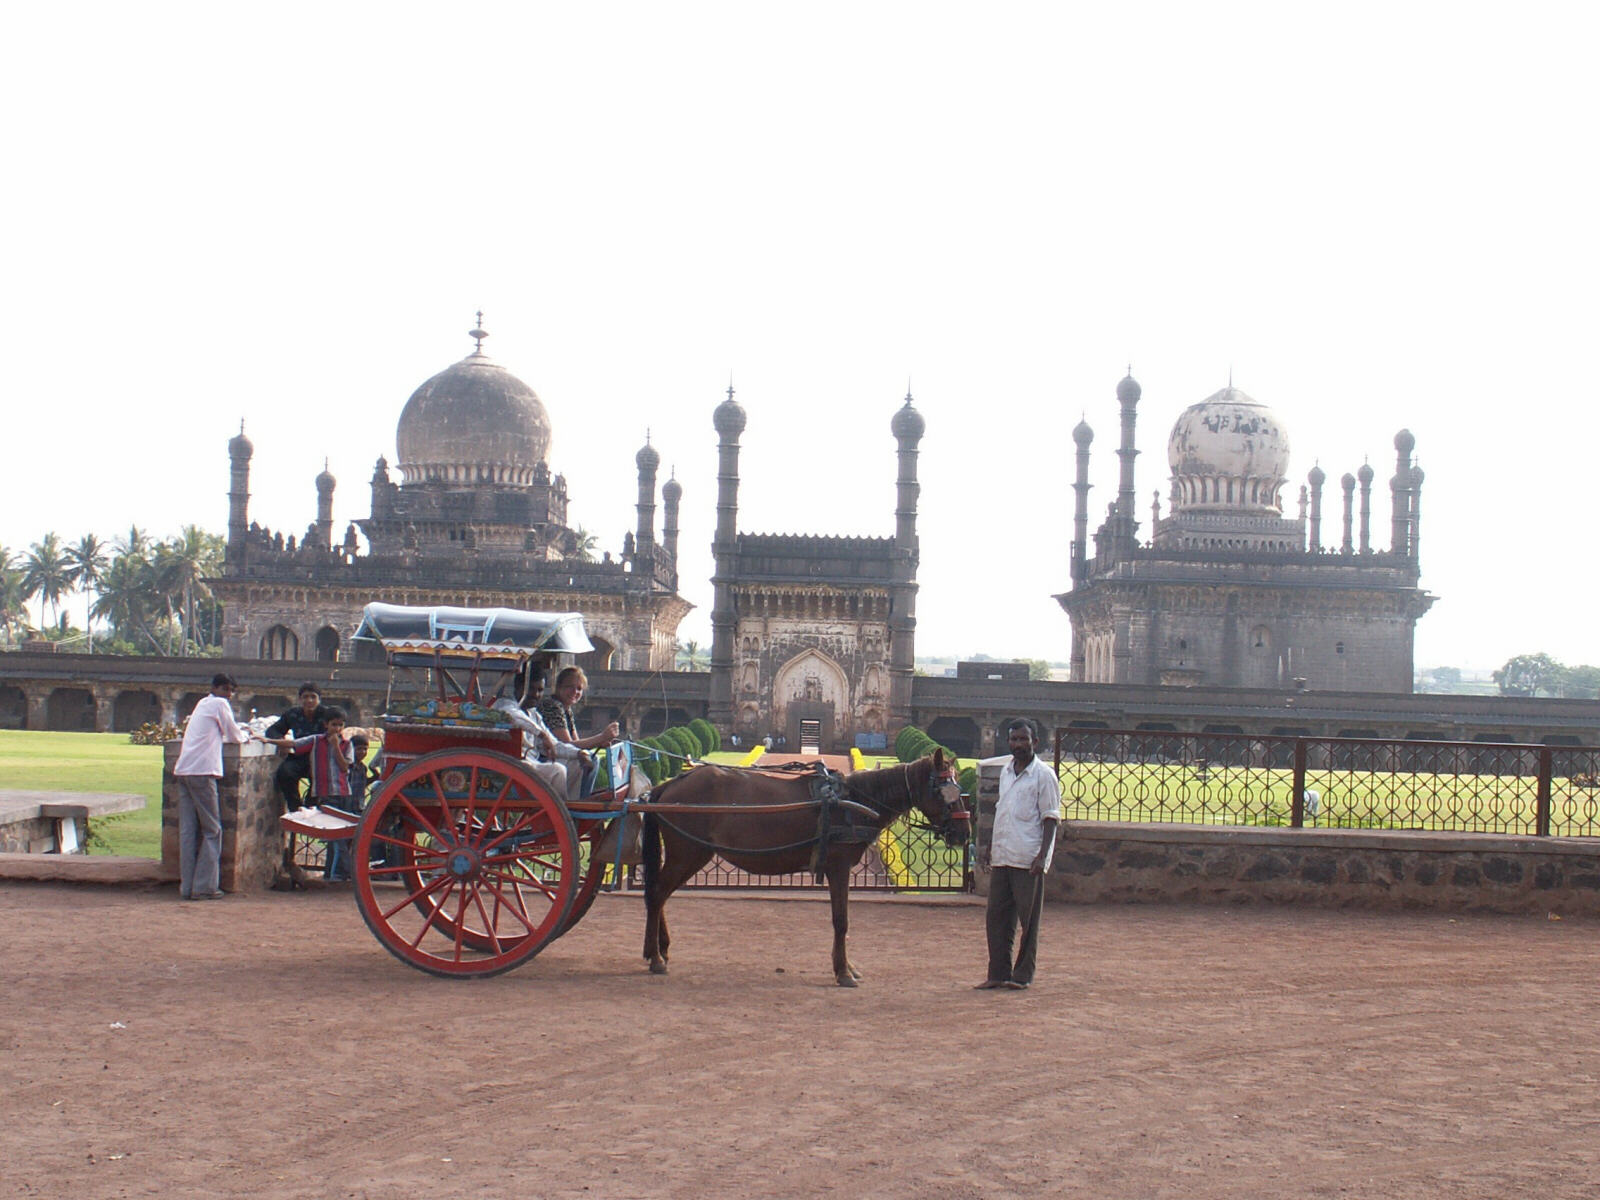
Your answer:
352,603 -> 595,658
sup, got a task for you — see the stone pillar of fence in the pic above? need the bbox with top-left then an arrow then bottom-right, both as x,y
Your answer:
971,754 -> 1012,897
161,739 -> 284,892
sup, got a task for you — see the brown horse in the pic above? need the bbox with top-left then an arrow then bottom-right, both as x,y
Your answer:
640,751 -> 968,986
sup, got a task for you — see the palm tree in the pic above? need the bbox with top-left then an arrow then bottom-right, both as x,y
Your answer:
23,532 -> 72,632
92,553 -> 163,652
0,547 -> 29,646
154,525 -> 223,654
115,524 -> 152,561
567,527 -> 599,562
675,639 -> 709,671
66,533 -> 109,653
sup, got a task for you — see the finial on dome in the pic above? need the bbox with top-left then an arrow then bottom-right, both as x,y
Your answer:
714,381 -> 747,436
891,389 -> 925,440
1117,370 -> 1141,405
469,311 -> 488,355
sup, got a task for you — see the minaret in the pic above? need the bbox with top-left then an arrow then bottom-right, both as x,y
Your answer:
226,422 -> 253,568
315,460 -> 336,551
1357,461 -> 1374,553
889,390 -> 926,730
1114,371 -> 1141,556
708,385 -> 747,732
634,433 -> 660,569
661,468 -> 682,563
1307,464 -> 1326,550
1408,463 -> 1424,564
1390,430 -> 1415,554
1339,472 -> 1356,554
1070,416 -> 1094,582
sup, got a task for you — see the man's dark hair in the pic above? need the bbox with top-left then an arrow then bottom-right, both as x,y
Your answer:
322,706 -> 346,724
298,683 -> 321,698
211,673 -> 236,689
1008,719 -> 1036,737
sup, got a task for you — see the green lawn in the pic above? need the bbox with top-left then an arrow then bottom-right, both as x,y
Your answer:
0,731 -> 165,857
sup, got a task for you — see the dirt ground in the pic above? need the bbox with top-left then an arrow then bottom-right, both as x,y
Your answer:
4,883 -> 1599,1200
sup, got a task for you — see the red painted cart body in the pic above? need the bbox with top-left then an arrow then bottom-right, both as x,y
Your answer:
347,604 -> 627,979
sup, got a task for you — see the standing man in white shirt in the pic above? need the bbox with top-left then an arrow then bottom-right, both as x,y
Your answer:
172,673 -> 253,900
976,720 -> 1062,990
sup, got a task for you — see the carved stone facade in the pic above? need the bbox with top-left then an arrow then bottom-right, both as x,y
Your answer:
210,320 -> 691,669
707,389 -> 923,751
1058,375 -> 1434,692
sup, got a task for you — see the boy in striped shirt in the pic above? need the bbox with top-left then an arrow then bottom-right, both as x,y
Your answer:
266,708 -> 355,808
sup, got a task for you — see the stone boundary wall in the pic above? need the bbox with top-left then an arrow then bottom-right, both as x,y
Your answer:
997,823 -> 1600,917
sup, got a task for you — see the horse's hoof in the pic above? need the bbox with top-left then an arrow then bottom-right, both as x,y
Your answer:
649,960 -> 669,975
848,966 -> 863,980
836,974 -> 858,988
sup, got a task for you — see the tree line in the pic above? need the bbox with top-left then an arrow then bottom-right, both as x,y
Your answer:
1492,653 -> 1600,699
0,526 -> 225,655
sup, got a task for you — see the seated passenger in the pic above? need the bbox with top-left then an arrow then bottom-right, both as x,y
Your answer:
491,669 -> 589,805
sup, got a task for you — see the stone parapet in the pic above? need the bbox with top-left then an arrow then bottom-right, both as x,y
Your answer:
161,740 -> 283,892
987,822 -> 1600,916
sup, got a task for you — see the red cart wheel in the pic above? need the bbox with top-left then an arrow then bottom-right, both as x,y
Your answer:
353,749 -> 577,978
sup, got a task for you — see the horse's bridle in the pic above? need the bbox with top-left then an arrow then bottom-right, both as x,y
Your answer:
901,761 -> 970,844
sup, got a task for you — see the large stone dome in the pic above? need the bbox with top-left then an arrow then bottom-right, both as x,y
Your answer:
1167,386 -> 1291,513
395,336 -> 552,487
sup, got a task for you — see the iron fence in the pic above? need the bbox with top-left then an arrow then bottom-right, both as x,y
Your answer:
1051,728 -> 1600,836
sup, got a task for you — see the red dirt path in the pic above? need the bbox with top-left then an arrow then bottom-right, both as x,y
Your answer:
4,883 -> 1598,1199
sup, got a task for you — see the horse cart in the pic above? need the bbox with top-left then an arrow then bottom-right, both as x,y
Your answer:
338,603 -> 636,979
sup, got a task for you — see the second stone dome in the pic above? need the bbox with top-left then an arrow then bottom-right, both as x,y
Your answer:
395,338 -> 553,487
1167,386 -> 1291,513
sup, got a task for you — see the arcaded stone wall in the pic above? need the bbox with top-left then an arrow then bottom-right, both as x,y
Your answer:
161,740 -> 284,892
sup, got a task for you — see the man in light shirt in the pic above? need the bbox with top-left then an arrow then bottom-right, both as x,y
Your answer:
172,673 -> 254,900
976,721 -> 1061,991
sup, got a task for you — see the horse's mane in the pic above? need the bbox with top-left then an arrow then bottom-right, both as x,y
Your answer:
842,754 -> 933,817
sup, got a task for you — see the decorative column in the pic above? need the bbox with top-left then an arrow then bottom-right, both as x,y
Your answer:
661,470 -> 682,565
1391,429 -> 1415,554
315,462 -> 336,551
1357,462 -> 1374,553
889,392 -> 926,731
226,424 -> 253,568
634,435 -> 660,569
1114,372 -> 1141,556
1307,464 -> 1326,550
1340,472 -> 1355,554
708,386 -> 747,732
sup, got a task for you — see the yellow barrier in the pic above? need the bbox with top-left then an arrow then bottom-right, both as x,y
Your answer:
738,744 -> 765,767
877,825 -> 912,888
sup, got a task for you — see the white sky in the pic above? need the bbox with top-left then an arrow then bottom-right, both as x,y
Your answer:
3,2 -> 1596,672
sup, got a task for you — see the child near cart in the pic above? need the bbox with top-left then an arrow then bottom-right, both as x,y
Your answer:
265,708 -> 356,885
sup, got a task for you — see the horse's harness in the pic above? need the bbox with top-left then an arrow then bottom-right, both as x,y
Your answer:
643,760 -> 970,880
